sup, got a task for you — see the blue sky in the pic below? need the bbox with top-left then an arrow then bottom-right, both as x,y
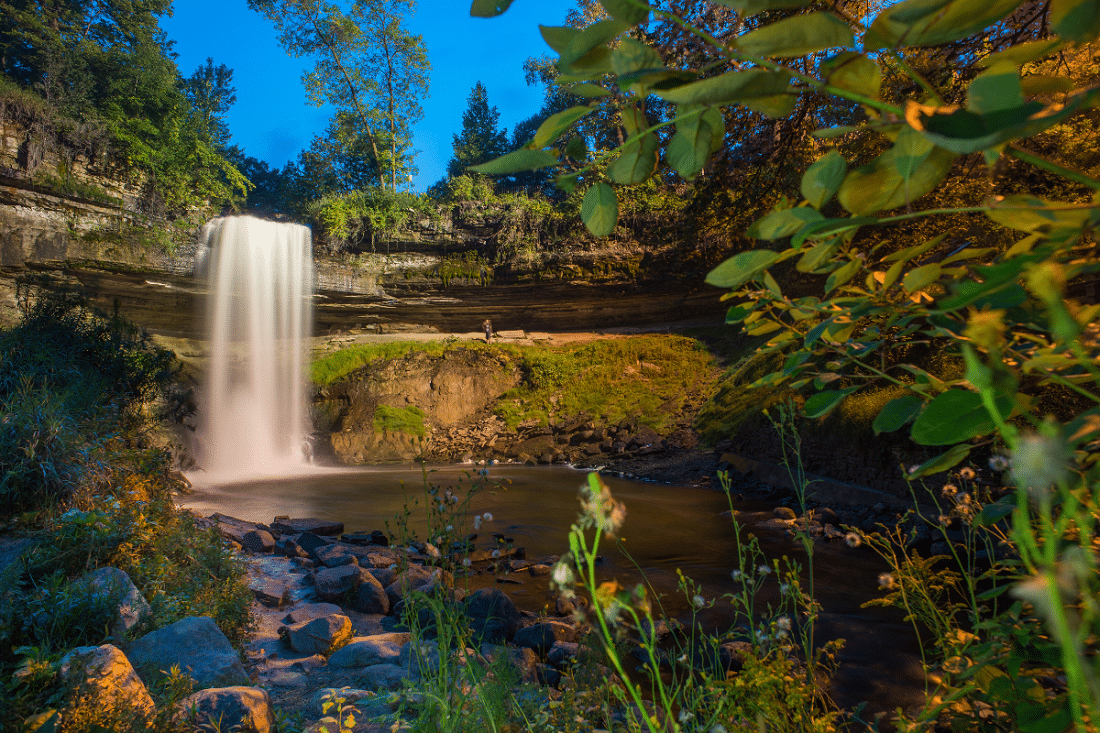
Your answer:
162,0 -> 576,192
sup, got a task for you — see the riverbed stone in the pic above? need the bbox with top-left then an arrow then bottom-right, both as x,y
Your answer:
547,641 -> 580,668
271,518 -> 345,536
314,543 -> 359,568
513,621 -> 577,654
59,644 -> 155,727
328,633 -> 409,668
177,687 -> 274,733
284,603 -> 343,624
384,565 -> 452,606
480,643 -> 539,683
242,529 -> 276,553
356,663 -> 410,691
466,588 -> 521,643
314,564 -> 361,601
252,579 -> 289,608
126,616 -> 249,688
350,572 -> 390,614
285,614 -> 353,655
296,531 -> 331,557
274,537 -> 309,558
77,567 -> 150,639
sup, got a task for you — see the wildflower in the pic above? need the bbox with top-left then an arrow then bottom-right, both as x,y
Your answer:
757,564 -> 772,575
731,569 -> 744,581
450,494 -> 459,504
1012,431 -> 1072,502
845,532 -> 861,548
942,483 -> 958,497
482,512 -> 493,522
878,572 -> 896,590
776,616 -> 792,632
552,562 -> 574,586
959,467 -> 975,480
776,629 -> 789,640
938,515 -> 951,526
462,557 -> 471,568
479,468 -> 489,477
908,464 -> 921,475
779,583 -> 791,595
954,492 -> 970,506
988,454 -> 1011,472
425,543 -> 440,559
491,549 -> 501,559
692,595 -> 706,609
473,515 -> 482,531
679,710 -> 694,724
446,525 -> 454,533
710,726 -> 728,733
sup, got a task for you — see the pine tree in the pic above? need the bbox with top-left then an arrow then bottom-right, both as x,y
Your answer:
447,82 -> 509,178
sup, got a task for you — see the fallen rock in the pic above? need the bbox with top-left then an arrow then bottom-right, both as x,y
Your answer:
328,633 -> 409,668
242,530 -> 276,554
350,572 -> 390,615
284,614 -> 353,655
356,663 -> 411,691
314,565 -> 362,602
547,641 -> 580,668
466,588 -> 521,643
314,543 -> 360,568
480,644 -> 539,683
177,687 -> 274,733
59,644 -> 155,727
127,616 -> 249,688
252,580 -> 289,608
513,621 -> 577,654
271,518 -> 345,536
77,567 -> 150,640
284,603 -> 343,624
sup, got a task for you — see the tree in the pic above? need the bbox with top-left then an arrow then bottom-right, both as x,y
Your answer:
183,58 -> 237,151
249,0 -> 430,191
447,81 -> 509,178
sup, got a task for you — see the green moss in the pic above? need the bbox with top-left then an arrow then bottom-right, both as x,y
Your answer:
374,404 -> 426,437
312,340 -> 480,386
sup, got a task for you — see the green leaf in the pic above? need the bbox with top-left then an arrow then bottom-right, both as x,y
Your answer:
973,499 -> 1016,526
742,93 -> 799,118
531,105 -> 596,149
796,239 -> 842,273
906,443 -> 972,479
608,133 -> 660,184
726,305 -> 753,323
581,183 -> 619,237
611,37 -> 664,79
570,83 -> 612,98
910,388 -> 1012,445
748,207 -> 825,240
706,250 -> 782,289
563,20 -> 633,65
864,0 -> 1022,50
803,386 -> 860,418
902,263 -> 942,293
812,125 -> 861,138
1050,0 -> 1100,42
801,150 -> 848,209
977,39 -> 1066,69
986,195 -> 1093,234
824,258 -> 862,294
736,12 -> 854,58
792,216 -> 878,246
821,52 -> 882,99
668,106 -> 720,179
656,69 -> 791,106
872,394 -> 924,434
470,148 -> 559,175
470,0 -> 514,17
969,62 -> 1023,115
600,0 -> 651,25
540,25 -> 578,54
837,128 -> 956,216
715,0 -> 812,16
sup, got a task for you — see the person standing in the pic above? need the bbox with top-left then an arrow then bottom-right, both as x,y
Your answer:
483,319 -> 493,343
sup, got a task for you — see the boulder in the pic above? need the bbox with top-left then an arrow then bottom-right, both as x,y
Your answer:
78,567 -> 150,640
177,687 -> 274,733
773,507 -> 797,521
480,644 -> 539,683
252,580 -> 289,608
59,644 -> 155,727
547,641 -> 580,668
284,614 -> 353,655
328,633 -> 409,668
465,588 -> 521,643
314,543 -> 359,568
284,603 -> 343,625
270,518 -> 345,536
513,621 -> 577,654
399,639 -> 440,676
126,617 -> 249,688
384,565 -> 452,607
365,566 -> 397,587
314,565 -> 362,602
350,572 -> 390,615
296,531 -> 331,557
242,530 -> 276,553
357,663 -> 410,691
274,537 -> 308,558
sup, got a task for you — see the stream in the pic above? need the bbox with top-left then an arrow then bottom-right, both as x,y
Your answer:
180,464 -> 928,716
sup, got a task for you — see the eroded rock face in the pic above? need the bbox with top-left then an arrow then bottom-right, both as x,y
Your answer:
59,644 -> 155,727
126,616 -> 249,689
177,687 -> 274,733
320,348 -> 521,464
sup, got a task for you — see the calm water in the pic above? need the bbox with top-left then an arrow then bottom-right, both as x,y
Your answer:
180,464 -> 926,713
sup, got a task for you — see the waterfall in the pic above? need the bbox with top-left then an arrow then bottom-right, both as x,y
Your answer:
195,216 -> 314,479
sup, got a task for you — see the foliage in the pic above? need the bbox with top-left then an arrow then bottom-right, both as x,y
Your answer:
311,339 -> 460,386
374,404 -> 427,437
308,186 -> 438,250
446,82 -> 510,180
250,0 -> 430,191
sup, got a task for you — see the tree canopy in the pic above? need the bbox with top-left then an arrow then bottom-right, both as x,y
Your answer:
446,81 -> 510,178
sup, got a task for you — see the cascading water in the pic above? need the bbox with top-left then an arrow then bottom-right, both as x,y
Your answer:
194,216 -> 314,480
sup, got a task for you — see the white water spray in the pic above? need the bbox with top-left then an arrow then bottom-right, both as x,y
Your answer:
195,216 -> 314,480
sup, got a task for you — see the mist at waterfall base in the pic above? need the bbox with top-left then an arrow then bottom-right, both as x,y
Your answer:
191,216 -> 317,482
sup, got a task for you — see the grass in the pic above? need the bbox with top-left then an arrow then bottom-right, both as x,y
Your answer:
375,405 -> 427,437
312,340 -> 466,386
